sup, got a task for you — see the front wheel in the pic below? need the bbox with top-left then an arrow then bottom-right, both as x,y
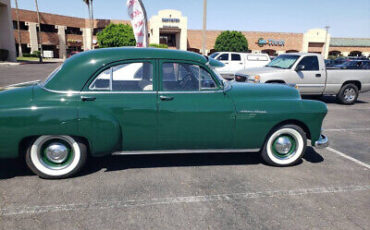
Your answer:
25,136 -> 87,179
261,125 -> 307,166
337,83 -> 359,105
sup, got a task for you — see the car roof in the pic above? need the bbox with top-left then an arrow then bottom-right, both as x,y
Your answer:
43,47 -> 209,91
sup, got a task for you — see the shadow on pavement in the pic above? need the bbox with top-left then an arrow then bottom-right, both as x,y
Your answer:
302,95 -> 368,104
0,148 -> 324,180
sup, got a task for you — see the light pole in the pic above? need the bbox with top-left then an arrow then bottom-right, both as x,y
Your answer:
14,0 -> 23,57
323,26 -> 330,59
34,0 -> 43,62
201,0 -> 207,55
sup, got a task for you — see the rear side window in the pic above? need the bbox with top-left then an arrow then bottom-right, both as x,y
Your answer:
89,62 -> 153,91
247,55 -> 269,61
217,53 -> 229,61
298,56 -> 319,71
231,54 -> 241,61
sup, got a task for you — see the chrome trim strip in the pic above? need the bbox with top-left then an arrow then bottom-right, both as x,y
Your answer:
314,134 -> 329,149
112,148 -> 260,155
296,84 -> 325,88
159,90 -> 223,94
40,85 -> 222,95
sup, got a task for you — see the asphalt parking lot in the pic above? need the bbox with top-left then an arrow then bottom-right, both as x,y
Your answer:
0,64 -> 369,230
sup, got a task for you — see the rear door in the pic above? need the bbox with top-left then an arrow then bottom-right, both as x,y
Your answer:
81,60 -> 158,151
228,53 -> 244,73
157,60 -> 235,150
293,55 -> 325,94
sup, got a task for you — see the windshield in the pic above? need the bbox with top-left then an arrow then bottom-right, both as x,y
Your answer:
211,67 -> 228,88
41,65 -> 63,86
266,55 -> 300,69
209,52 -> 219,58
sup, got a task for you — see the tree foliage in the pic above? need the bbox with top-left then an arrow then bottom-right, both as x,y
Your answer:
97,23 -> 136,48
214,31 -> 248,52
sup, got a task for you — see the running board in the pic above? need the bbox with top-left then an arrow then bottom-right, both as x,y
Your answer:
112,149 -> 260,156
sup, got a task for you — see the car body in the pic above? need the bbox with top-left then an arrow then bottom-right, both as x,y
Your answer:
0,48 -> 328,178
209,52 -> 271,80
236,53 -> 370,104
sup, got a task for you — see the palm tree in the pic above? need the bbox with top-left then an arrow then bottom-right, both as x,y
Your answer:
14,0 -> 23,57
34,0 -> 43,62
83,0 -> 94,50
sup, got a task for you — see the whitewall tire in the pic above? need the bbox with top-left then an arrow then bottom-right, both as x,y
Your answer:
261,125 -> 307,166
25,135 -> 87,179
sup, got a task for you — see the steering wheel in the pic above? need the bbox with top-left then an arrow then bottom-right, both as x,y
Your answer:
179,74 -> 197,90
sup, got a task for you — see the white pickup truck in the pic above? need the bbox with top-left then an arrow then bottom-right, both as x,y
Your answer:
235,53 -> 370,104
209,52 -> 271,80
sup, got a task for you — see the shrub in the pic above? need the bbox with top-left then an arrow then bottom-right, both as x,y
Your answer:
214,31 -> 248,52
32,51 -> 41,57
149,44 -> 168,49
0,49 -> 9,61
97,23 -> 136,48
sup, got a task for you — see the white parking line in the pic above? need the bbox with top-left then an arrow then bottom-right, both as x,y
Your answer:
1,185 -> 369,216
327,147 -> 370,169
325,128 -> 370,132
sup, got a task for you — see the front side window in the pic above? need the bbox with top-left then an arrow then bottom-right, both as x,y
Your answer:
298,56 -> 319,71
162,63 -> 217,91
217,53 -> 229,61
90,62 -> 153,91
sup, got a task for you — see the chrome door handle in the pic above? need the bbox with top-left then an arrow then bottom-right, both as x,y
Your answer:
160,95 -> 174,101
81,96 -> 96,102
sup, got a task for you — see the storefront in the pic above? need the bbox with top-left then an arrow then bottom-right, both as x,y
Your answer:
0,0 -> 16,61
149,10 -> 187,50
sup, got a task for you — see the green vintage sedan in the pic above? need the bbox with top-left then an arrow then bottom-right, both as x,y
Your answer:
0,48 -> 328,179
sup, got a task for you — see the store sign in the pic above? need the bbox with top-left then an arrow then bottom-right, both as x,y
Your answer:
162,18 -> 180,23
127,0 -> 148,47
258,38 -> 285,47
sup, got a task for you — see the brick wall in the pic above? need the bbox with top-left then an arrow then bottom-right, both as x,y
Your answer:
188,30 -> 303,52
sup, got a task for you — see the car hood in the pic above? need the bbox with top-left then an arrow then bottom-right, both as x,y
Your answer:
226,81 -> 301,99
237,67 -> 288,76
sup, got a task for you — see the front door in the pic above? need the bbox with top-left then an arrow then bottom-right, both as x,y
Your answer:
157,60 -> 235,150
293,55 -> 325,94
81,60 -> 158,151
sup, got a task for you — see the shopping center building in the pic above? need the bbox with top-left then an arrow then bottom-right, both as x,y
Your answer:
3,8 -> 370,60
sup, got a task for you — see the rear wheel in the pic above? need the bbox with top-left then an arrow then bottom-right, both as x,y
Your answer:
25,135 -> 87,179
261,124 -> 307,166
337,83 -> 359,105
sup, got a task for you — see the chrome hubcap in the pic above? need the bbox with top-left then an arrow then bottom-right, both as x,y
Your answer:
45,143 -> 69,164
274,136 -> 293,154
344,88 -> 356,101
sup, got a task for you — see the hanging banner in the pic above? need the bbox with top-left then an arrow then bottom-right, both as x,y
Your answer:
127,0 -> 148,47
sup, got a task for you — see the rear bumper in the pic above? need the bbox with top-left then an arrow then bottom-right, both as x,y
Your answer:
314,134 -> 329,149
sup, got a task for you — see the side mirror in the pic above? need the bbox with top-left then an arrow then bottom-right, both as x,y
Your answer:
296,65 -> 305,71
235,74 -> 247,82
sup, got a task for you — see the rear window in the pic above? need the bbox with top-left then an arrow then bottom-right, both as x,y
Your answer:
41,65 -> 63,86
247,55 -> 269,61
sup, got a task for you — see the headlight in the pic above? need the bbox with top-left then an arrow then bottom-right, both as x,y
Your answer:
248,75 -> 261,83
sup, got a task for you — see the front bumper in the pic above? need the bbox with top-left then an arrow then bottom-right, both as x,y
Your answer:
314,134 -> 329,149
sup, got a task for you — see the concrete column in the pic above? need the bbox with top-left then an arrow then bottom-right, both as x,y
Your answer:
0,0 -> 16,61
362,52 -> 369,57
342,52 -> 349,57
81,28 -> 92,51
26,22 -> 39,54
252,50 -> 261,54
277,51 -> 286,55
56,25 -> 67,59
149,27 -> 160,45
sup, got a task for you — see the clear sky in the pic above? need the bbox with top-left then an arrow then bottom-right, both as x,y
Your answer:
12,0 -> 370,38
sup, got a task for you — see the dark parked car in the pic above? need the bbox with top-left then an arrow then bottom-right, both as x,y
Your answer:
334,60 -> 370,69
